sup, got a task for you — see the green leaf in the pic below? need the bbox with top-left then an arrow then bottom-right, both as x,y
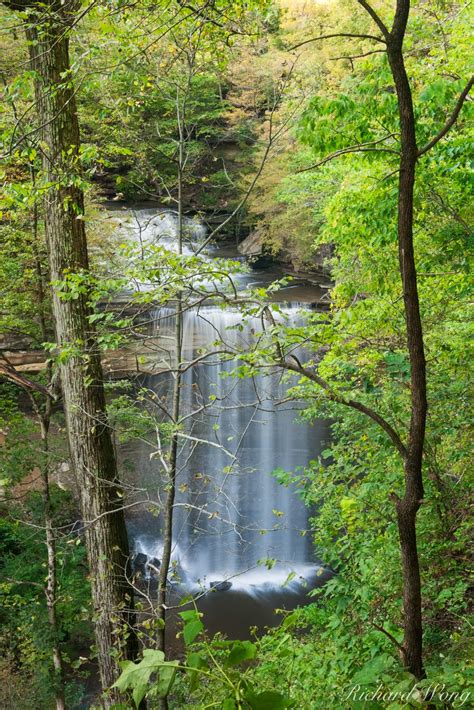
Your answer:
179,609 -> 198,622
187,651 -> 208,691
352,653 -> 396,685
246,690 -> 294,709
225,640 -> 257,667
183,618 -> 204,645
156,662 -> 178,697
132,676 -> 149,709
113,650 -> 165,707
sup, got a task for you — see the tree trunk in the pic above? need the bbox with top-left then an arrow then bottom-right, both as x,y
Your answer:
39,412 -> 66,710
156,139 -> 185,710
386,0 -> 427,680
18,4 -> 136,701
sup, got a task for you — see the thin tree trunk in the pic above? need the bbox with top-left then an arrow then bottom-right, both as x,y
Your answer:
9,4 -> 137,701
39,413 -> 67,710
386,0 -> 427,680
156,135 -> 184,710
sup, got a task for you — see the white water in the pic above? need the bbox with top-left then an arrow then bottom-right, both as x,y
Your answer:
115,207 -> 207,255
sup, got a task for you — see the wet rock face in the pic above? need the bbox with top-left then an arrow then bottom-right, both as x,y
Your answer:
146,557 -> 161,573
132,552 -> 161,576
133,552 -> 148,573
210,580 -> 232,592
237,231 -> 263,258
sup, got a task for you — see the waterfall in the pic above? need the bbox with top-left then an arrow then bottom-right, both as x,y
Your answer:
115,207 -> 331,603
129,304 -> 330,595
115,207 -> 207,256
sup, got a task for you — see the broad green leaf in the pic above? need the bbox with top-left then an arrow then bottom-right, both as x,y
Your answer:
156,662 -> 178,697
183,618 -> 204,645
187,651 -> 208,691
246,690 -> 294,709
225,640 -> 257,667
113,650 -> 165,707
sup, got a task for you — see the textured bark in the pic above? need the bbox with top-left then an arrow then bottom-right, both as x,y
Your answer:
39,413 -> 66,710
16,3 -> 136,701
355,0 -> 469,679
386,1 -> 427,680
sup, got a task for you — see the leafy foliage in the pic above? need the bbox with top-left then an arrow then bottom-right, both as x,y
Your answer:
114,609 -> 295,709
0,0 -> 472,707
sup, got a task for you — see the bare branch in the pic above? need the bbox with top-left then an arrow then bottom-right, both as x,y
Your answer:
282,356 -> 407,459
296,135 -> 399,173
288,32 -> 386,52
176,432 -> 236,460
357,0 -> 390,39
417,76 -> 473,156
0,354 -> 52,399
259,305 -> 406,456
329,49 -> 386,62
371,621 -> 404,652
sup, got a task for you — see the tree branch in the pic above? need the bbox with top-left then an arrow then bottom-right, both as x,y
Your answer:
329,49 -> 386,62
390,0 -> 410,43
296,135 -> 399,173
283,356 -> 407,459
0,355 -> 52,399
288,32 -> 386,52
357,0 -> 390,39
417,76 -> 473,156
4,576 -> 44,589
259,305 -> 406,457
371,622 -> 404,653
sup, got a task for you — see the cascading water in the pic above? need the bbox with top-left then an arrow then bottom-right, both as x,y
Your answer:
116,207 -> 331,633
115,207 -> 207,255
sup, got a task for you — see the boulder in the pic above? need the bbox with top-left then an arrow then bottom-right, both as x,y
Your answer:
237,231 -> 263,257
146,557 -> 161,575
237,230 -> 275,268
133,552 -> 148,573
210,580 -> 232,592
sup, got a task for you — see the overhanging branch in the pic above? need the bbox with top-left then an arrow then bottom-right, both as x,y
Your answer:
297,135 -> 399,173
357,0 -> 390,39
288,32 -> 386,52
329,49 -> 386,62
260,306 -> 406,458
418,76 -> 473,156
0,356 -> 52,399
371,622 -> 404,653
283,356 -> 407,459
